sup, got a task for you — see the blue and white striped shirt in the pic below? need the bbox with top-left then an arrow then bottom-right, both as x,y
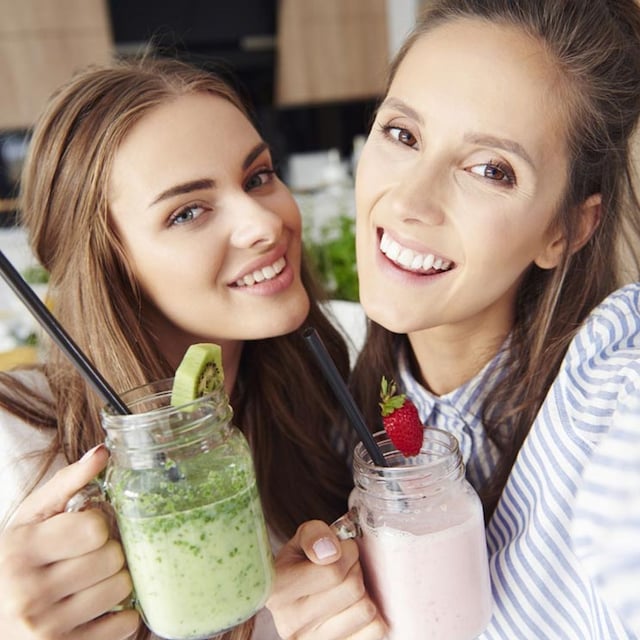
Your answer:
572,391 -> 640,637
400,283 -> 640,639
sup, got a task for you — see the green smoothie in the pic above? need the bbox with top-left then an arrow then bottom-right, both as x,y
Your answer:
114,472 -> 273,640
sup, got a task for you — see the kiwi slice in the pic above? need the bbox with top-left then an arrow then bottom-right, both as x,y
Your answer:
171,343 -> 224,407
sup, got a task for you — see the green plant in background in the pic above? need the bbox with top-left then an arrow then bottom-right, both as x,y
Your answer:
21,264 -> 50,346
22,264 -> 49,285
304,214 -> 359,302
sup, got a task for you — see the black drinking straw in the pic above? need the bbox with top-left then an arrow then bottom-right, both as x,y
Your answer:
0,250 -> 130,415
303,326 -> 387,467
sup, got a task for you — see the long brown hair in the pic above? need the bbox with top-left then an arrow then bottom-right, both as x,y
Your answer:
0,56 -> 352,640
351,0 -> 640,518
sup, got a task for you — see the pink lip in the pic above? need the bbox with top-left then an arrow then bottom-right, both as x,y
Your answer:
228,243 -> 287,285
375,229 -> 454,283
379,228 -> 453,265
232,262 -> 295,296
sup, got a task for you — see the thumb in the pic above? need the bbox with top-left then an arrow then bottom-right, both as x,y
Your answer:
294,519 -> 342,565
10,443 -> 109,527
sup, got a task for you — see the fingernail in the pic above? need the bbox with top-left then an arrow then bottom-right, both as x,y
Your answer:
79,443 -> 105,463
313,537 -> 338,560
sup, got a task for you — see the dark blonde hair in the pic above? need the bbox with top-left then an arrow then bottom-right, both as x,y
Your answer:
351,0 -> 640,518
0,56 -> 352,640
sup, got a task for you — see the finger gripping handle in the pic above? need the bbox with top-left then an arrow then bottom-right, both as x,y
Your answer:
63,480 -> 136,613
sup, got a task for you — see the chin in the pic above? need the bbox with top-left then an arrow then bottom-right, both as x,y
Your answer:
264,295 -> 311,338
361,295 -> 416,334
370,314 -> 416,334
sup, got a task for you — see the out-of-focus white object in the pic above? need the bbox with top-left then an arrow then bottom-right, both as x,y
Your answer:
0,227 -> 45,351
294,148 -> 356,245
351,134 -> 366,175
324,299 -> 367,367
287,150 -> 335,192
386,0 -> 421,59
322,148 -> 350,192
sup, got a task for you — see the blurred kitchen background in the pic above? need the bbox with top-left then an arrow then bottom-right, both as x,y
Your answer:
0,0 -> 425,366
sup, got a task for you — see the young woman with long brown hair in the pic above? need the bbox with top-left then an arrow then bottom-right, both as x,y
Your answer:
0,56 -> 356,640
268,1 -> 640,638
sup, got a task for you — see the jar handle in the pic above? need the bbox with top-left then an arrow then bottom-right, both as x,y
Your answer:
64,479 -> 136,613
330,506 -> 361,540
64,479 -> 106,512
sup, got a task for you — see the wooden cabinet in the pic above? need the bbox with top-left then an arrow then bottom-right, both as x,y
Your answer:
0,0 -> 113,130
276,0 -> 389,106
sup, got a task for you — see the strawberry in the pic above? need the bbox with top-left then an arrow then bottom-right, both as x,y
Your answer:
379,376 -> 423,457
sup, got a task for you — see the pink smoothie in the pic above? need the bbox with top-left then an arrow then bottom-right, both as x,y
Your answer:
358,502 -> 492,640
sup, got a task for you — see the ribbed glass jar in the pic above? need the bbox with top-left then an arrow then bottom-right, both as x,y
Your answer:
340,428 -> 492,640
101,378 -> 273,640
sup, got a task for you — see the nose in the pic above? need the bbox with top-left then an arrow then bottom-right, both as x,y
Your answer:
389,159 -> 446,226
229,194 -> 284,249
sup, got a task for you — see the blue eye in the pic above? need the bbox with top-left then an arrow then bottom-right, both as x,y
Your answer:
245,169 -> 275,191
170,204 -> 206,226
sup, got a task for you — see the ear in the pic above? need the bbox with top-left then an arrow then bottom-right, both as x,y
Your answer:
534,193 -> 602,269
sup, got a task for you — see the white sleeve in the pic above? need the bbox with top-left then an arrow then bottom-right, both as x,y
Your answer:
322,299 -> 367,369
572,388 -> 640,635
0,407 -> 64,527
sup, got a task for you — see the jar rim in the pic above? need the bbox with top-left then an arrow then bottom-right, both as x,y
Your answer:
101,378 -> 230,423
353,428 -> 463,481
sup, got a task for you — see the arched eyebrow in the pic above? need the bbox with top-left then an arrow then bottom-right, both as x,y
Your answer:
148,141 -> 271,207
463,133 -> 535,169
149,178 -> 215,207
243,141 -> 270,170
379,97 -> 535,169
378,97 -> 423,124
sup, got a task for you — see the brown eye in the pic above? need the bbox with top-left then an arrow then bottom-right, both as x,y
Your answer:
398,129 -> 417,146
484,165 -> 506,180
385,126 -> 418,148
468,161 -> 516,185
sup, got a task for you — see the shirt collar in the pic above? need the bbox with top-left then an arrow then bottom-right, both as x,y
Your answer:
398,339 -> 509,428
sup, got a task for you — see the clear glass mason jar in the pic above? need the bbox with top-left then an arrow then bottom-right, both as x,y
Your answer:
94,379 -> 273,640
333,429 -> 492,640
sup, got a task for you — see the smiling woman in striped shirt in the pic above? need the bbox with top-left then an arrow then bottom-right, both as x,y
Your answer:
268,1 -> 640,638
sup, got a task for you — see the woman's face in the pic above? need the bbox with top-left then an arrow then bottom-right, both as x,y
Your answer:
109,92 -> 309,366
356,19 -> 571,340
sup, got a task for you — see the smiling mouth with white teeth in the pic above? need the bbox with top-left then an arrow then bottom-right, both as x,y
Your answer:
234,256 -> 286,287
380,231 -> 453,274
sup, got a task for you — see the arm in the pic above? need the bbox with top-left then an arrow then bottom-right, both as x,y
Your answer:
266,520 -> 388,640
572,389 -> 640,635
0,445 -> 139,639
